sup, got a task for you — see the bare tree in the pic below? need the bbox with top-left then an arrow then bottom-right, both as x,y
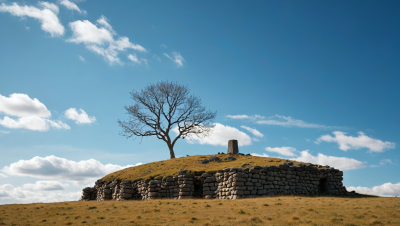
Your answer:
118,81 -> 217,159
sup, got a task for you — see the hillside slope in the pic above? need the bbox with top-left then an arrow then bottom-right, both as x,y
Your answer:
102,154 -> 308,181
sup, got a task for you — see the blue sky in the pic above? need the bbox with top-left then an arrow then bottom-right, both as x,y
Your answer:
0,0 -> 399,203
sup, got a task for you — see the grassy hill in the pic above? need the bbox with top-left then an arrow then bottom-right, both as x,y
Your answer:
102,154 -> 309,181
0,196 -> 396,225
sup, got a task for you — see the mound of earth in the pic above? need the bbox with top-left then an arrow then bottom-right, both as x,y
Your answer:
102,154 -> 309,182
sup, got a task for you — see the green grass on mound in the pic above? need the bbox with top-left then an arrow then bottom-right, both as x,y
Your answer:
101,154 -> 308,182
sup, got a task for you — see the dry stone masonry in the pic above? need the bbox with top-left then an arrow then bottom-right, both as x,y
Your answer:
80,161 -> 351,201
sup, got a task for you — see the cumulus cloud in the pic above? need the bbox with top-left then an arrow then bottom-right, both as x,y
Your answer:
292,150 -> 366,170
240,126 -> 264,137
68,16 -> 145,64
0,183 -> 80,204
2,155 -> 141,184
0,115 -> 70,131
164,52 -> 185,67
65,108 -> 96,124
0,173 -> 7,178
316,131 -> 395,153
22,181 -> 69,191
0,2 -> 64,36
265,147 -> 297,157
227,114 -> 342,129
173,123 -> 252,147
59,0 -> 86,14
0,93 -> 70,131
0,93 -> 51,118
347,182 -> 400,197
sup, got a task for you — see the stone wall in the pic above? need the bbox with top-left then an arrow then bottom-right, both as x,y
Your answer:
80,162 -> 350,201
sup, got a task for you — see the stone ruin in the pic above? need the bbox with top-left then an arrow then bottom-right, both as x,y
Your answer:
81,139 -> 354,201
81,162 -> 352,201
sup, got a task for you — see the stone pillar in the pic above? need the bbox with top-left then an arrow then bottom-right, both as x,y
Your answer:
227,140 -> 238,154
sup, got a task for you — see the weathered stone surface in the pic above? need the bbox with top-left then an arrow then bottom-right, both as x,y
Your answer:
209,156 -> 220,162
204,177 -> 216,183
227,140 -> 239,154
225,157 -> 236,161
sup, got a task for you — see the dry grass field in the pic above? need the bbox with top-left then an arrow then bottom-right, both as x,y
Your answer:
102,154 -> 306,181
1,196 -> 399,226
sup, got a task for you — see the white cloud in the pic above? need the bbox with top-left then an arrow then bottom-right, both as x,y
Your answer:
265,147 -> 297,156
0,115 -> 70,131
96,15 -> 115,34
0,93 -> 70,131
59,0 -> 86,14
0,93 -> 51,118
227,114 -> 342,129
257,115 -> 330,128
0,173 -> 7,178
0,130 -> 10,134
347,182 -> 400,197
292,150 -> 366,171
226,114 -> 264,120
316,131 -> 395,153
2,155 -> 140,184
22,181 -> 69,191
0,2 -> 64,36
38,1 -> 59,14
161,44 -> 167,48
68,16 -> 145,64
173,123 -> 252,147
65,108 -> 96,124
0,183 -> 80,204
79,55 -> 85,62
250,153 -> 269,157
240,126 -> 264,137
164,51 -> 185,67
68,19 -> 113,45
306,139 -> 310,142
128,54 -> 147,65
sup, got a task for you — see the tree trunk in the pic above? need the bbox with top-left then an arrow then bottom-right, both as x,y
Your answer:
168,145 -> 175,159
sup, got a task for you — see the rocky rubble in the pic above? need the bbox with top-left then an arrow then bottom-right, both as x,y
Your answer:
80,187 -> 97,201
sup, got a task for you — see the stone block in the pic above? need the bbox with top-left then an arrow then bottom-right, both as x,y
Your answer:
232,182 -> 244,186
227,140 -> 239,154
204,177 -> 216,183
203,191 -> 216,195
148,192 -> 159,197
234,173 -> 246,178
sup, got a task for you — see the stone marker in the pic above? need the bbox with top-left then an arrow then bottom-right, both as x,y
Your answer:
227,140 -> 238,154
